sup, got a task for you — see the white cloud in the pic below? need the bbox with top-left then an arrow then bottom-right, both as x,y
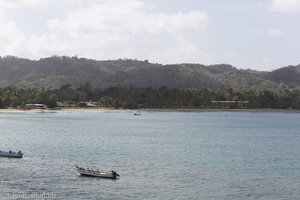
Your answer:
266,29 -> 283,37
0,0 -> 52,9
0,0 -> 78,9
0,10 -> 27,55
0,0 -> 210,63
46,1 -> 208,36
255,28 -> 283,38
149,37 -> 214,64
260,57 -> 278,71
269,0 -> 300,12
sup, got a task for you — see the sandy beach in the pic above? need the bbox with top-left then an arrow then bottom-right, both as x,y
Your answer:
0,108 -> 299,114
0,108 -> 137,114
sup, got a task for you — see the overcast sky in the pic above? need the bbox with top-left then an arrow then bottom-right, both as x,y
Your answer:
0,0 -> 299,70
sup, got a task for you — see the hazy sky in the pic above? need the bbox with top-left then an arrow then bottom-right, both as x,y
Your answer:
0,0 -> 299,70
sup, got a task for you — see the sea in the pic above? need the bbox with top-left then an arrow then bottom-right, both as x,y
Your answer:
0,111 -> 300,200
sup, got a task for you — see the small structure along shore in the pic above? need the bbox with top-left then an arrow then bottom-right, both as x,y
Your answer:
24,104 -> 48,109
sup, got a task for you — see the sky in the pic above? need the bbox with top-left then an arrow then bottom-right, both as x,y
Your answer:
0,0 -> 299,71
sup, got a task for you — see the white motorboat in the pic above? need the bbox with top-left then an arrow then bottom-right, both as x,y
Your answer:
0,150 -> 23,158
75,165 -> 120,179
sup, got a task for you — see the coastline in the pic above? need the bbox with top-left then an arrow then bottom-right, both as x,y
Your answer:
143,108 -> 300,113
0,108 -> 135,114
0,108 -> 300,113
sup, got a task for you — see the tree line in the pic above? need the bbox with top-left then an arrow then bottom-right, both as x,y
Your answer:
0,85 -> 300,109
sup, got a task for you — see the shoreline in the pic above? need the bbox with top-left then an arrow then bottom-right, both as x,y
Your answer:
0,108 -> 300,113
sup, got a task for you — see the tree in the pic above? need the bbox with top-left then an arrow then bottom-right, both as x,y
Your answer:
0,97 -> 4,108
10,96 -> 23,108
36,90 -> 57,108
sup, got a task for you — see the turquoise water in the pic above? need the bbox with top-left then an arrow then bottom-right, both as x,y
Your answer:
0,111 -> 300,199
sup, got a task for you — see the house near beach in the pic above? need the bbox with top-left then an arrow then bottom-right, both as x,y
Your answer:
25,104 -> 48,109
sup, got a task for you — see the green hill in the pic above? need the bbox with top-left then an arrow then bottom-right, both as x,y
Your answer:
0,56 -> 299,90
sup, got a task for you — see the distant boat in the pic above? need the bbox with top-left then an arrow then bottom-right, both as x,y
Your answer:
134,113 -> 141,115
75,165 -> 120,179
0,150 -> 23,158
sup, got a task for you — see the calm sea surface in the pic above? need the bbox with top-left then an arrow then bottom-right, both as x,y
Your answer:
0,111 -> 300,199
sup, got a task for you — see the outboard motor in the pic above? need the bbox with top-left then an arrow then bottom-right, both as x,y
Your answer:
112,170 -> 120,178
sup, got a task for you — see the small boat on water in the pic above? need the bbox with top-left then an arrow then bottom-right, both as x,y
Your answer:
134,113 -> 141,115
0,150 -> 23,158
75,165 -> 120,179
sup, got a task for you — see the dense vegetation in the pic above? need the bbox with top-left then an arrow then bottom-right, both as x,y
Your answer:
0,56 -> 300,90
1,56 -> 299,109
1,85 -> 300,109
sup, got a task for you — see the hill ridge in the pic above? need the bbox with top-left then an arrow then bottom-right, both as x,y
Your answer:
0,56 -> 299,90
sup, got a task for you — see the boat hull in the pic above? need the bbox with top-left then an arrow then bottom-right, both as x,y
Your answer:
79,172 -> 116,179
76,167 -> 119,179
0,151 -> 23,158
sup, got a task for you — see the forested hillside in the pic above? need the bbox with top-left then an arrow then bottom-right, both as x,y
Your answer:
0,56 -> 299,90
